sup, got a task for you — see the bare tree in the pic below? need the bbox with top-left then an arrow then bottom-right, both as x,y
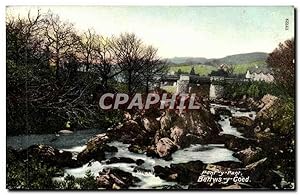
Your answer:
112,33 -> 159,94
80,29 -> 97,72
91,35 -> 122,89
42,12 -> 81,79
6,10 -> 45,65
140,46 -> 168,93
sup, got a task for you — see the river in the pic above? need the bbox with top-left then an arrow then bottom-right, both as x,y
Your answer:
7,103 -> 256,189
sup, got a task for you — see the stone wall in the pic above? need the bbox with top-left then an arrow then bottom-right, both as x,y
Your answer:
176,75 -> 190,94
209,84 -> 224,99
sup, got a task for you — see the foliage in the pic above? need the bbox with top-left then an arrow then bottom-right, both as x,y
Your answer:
168,61 -> 266,76
272,97 -> 295,135
223,81 -> 285,100
6,11 -> 164,135
54,171 -> 98,190
6,151 -> 63,190
267,39 -> 295,97
169,64 -> 217,76
7,152 -> 98,190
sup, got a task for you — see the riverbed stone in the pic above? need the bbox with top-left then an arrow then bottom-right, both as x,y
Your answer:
96,168 -> 141,189
170,126 -> 186,147
20,144 -> 78,168
108,120 -> 149,145
214,107 -> 232,117
233,146 -> 263,165
230,116 -> 254,128
106,157 -> 136,164
223,134 -> 258,151
77,133 -> 116,164
156,137 -> 178,159
222,184 -> 242,189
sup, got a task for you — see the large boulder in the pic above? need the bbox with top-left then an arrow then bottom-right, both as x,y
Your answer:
160,111 -> 174,130
154,160 -> 206,185
244,158 -> 283,188
233,146 -> 263,165
167,106 -> 222,147
170,126 -> 186,147
108,120 -> 149,145
142,117 -> 160,133
156,137 -> 178,159
256,94 -> 279,120
96,168 -> 141,189
214,106 -> 232,117
77,133 -> 117,164
245,158 -> 269,182
223,134 -> 258,151
230,116 -> 254,128
20,144 -> 78,168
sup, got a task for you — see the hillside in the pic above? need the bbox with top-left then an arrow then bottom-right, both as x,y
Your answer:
167,52 -> 268,65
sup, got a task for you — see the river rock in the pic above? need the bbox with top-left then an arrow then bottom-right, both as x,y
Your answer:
128,144 -> 147,154
247,97 -> 260,110
223,134 -> 258,151
96,168 -> 140,189
142,117 -> 160,133
181,133 -> 205,147
245,158 -> 268,181
156,137 -> 178,159
256,94 -> 279,120
133,166 -> 152,174
214,107 -> 232,116
108,120 -> 149,145
20,144 -> 78,168
210,160 -> 243,169
170,126 -> 186,147
105,157 -> 136,164
153,165 -> 176,181
154,160 -> 206,184
161,184 -> 183,189
170,160 -> 206,184
254,130 -> 275,142
77,133 -> 116,164
222,184 -> 242,189
230,116 -> 254,128
233,146 -> 263,165
160,110 -> 174,130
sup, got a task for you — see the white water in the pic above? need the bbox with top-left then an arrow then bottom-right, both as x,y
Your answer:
7,103 -> 254,189
59,141 -> 239,189
210,103 -> 256,138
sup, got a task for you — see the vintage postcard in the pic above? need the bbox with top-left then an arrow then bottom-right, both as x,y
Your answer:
6,6 -> 295,190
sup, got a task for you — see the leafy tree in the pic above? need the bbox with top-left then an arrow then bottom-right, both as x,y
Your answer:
267,39 -> 295,97
190,66 -> 196,75
177,68 -> 182,75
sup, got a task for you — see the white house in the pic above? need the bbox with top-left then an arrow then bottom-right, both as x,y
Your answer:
245,67 -> 274,83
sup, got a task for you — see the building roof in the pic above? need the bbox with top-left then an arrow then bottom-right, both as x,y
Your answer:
248,67 -> 273,74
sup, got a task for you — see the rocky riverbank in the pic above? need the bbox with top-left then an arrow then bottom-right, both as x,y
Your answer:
7,94 -> 295,190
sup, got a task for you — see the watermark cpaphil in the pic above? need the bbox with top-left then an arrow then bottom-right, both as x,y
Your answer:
99,93 -> 201,111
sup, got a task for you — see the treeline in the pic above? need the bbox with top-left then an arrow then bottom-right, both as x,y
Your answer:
223,38 -> 295,136
6,10 -> 167,135
223,38 -> 295,100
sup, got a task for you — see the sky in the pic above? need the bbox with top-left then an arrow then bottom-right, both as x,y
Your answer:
6,6 -> 295,58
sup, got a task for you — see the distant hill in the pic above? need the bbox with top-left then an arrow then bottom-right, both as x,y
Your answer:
167,52 -> 268,66
166,57 -> 208,65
